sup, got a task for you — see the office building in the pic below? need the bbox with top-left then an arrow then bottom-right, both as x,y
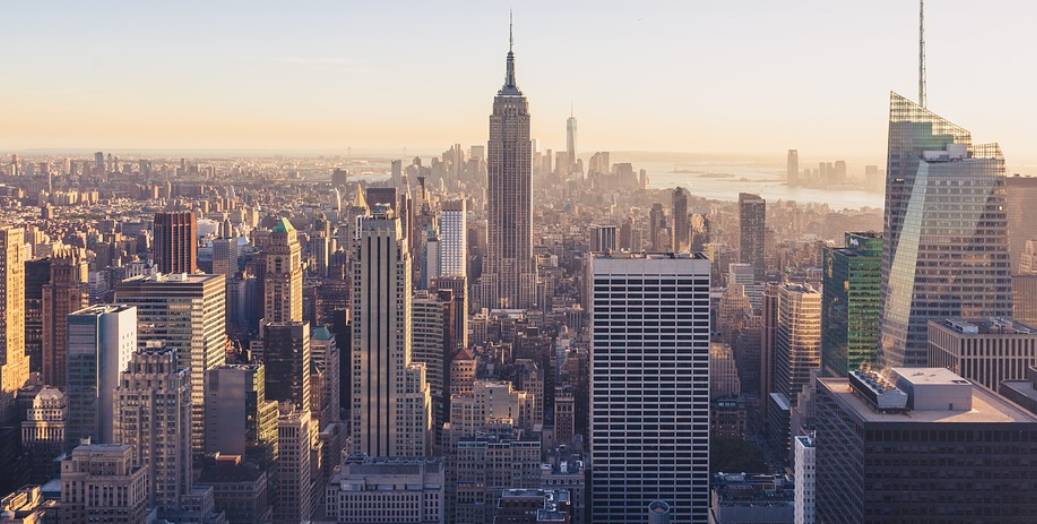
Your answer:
212,238 -> 239,278
739,193 -> 766,282
450,349 -> 476,397
41,247 -> 88,387
496,488 -> 571,523
589,253 -> 711,524
447,380 -> 533,448
815,368 -> 1037,523
454,433 -> 542,524
114,347 -> 192,510
66,305 -> 136,446
197,456 -> 272,524
261,321 -> 311,413
927,318 -> 1037,391
264,218 -> 303,324
566,111 -> 578,175
310,326 -> 341,426
482,22 -> 537,309
709,473 -> 794,524
821,232 -> 882,376
648,203 -> 668,252
275,404 -> 315,524
1007,175 -> 1037,274
60,444 -> 148,524
115,272 -> 227,456
0,225 -> 28,424
440,199 -> 467,278
879,93 -> 1013,368
325,455 -> 445,524
774,283 -> 821,407
154,211 -> 198,274
432,275 -> 469,350
672,187 -> 689,253
352,208 -> 432,457
787,149 -> 799,186
21,386 -> 66,483
1014,274 -> 1037,326
412,290 -> 454,450
761,283 -> 780,416
311,211 -> 331,278
205,363 -> 279,471
794,436 -> 815,524
23,257 -> 51,375
588,224 -> 617,255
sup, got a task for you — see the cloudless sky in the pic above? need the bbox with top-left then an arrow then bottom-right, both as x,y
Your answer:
2,1 -> 1036,167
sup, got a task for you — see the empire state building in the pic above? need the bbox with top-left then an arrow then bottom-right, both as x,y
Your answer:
481,19 -> 537,309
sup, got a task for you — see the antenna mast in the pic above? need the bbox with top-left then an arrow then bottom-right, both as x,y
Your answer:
919,0 -> 927,108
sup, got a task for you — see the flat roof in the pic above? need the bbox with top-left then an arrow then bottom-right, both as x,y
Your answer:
1001,380 -> 1037,404
893,367 -> 972,387
819,377 -> 1037,424
931,318 -> 1037,336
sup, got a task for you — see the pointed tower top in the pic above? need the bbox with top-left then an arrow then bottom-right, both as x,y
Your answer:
499,11 -> 521,96
509,10 -> 514,53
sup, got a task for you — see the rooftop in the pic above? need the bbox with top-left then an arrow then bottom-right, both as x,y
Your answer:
819,376 -> 1037,424
932,317 -> 1037,336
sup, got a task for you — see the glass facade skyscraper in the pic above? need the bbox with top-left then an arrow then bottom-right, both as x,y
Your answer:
822,232 -> 882,376
879,92 -> 1012,368
739,193 -> 766,282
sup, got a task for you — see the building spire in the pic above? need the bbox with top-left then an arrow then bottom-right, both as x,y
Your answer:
919,0 -> 927,108
502,11 -> 518,92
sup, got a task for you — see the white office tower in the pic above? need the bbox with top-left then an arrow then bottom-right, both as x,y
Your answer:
66,305 -> 136,447
439,200 -> 467,278
794,435 -> 816,524
352,206 -> 432,457
589,253 -> 711,524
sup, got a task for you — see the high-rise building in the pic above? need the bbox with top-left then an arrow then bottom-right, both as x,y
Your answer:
113,348 -> 192,510
261,321 -> 311,413
648,203 -> 668,252
774,283 -> 822,407
454,433 -> 542,524
793,435 -> 815,524
482,21 -> 537,309
1014,274 -> 1037,326
154,211 -> 198,274
760,282 -> 781,418
311,211 -> 331,278
212,238 -> 239,278
879,93 -> 1012,368
589,224 -> 618,254
66,305 -> 136,447
264,218 -> 303,324
567,110 -> 578,174
324,455 -> 445,524
672,187 -> 689,253
821,232 -> 882,376
24,257 -> 51,375
205,363 -> 279,471
275,404 -> 315,524
787,149 -> 799,186
310,326 -> 341,426
815,368 -> 1037,523
0,225 -> 28,424
60,444 -> 148,524
412,290 -> 453,451
115,272 -> 227,456
352,208 -> 432,457
21,386 -> 67,483
1006,176 -> 1037,274
589,253 -> 711,524
739,193 -> 766,282
439,200 -> 467,278
431,276 -> 469,350
927,318 -> 1037,391
42,247 -> 88,387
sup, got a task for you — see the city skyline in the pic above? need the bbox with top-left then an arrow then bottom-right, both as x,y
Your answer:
4,1 -> 1037,166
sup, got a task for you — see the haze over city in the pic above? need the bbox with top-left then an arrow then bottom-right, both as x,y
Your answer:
3,0 -> 1037,168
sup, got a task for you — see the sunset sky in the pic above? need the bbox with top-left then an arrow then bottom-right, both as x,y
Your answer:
3,0 -> 1036,166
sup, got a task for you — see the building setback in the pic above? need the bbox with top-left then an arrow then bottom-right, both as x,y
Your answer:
928,318 -> 1037,391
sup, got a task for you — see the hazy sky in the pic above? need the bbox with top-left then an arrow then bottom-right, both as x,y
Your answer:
3,1 -> 1036,166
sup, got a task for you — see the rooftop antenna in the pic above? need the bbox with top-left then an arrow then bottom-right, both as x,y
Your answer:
509,10 -> 514,53
919,0 -> 927,108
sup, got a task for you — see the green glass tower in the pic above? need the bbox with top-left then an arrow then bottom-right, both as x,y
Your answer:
823,232 -> 882,376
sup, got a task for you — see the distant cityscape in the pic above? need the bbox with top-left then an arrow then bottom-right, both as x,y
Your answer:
2,3 -> 1037,524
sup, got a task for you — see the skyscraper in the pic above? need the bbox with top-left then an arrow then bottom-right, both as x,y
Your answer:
261,321 -> 311,413
822,232 -> 882,376
154,211 -> 198,275
589,253 -> 711,524
567,109 -> 578,174
264,218 -> 303,324
60,444 -> 148,524
439,199 -> 467,278
115,272 -> 227,457
1006,175 -> 1037,274
23,257 -> 51,375
113,347 -> 192,510
649,203 -> 668,252
42,247 -> 88,387
672,187 -> 689,253
879,93 -> 1012,368
0,225 -> 28,424
66,305 -> 136,447
352,207 -> 432,457
739,193 -> 766,282
411,289 -> 453,451
774,283 -> 822,408
787,149 -> 799,186
482,18 -> 537,309
205,363 -> 279,473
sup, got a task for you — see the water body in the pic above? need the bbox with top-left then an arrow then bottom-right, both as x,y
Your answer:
610,153 -> 885,211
